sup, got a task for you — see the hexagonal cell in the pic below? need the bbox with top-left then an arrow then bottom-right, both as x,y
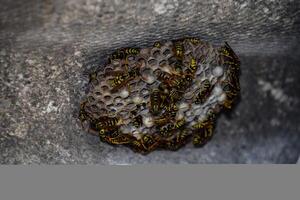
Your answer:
97,100 -> 105,108
104,67 -> 114,74
152,50 -> 161,58
162,48 -> 171,56
159,60 -> 167,67
103,95 -> 112,101
100,85 -> 109,92
148,58 -> 157,66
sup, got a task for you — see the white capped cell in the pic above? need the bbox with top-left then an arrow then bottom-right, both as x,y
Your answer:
213,85 -> 223,96
120,89 -> 129,98
133,96 -> 143,104
144,74 -> 156,84
143,116 -> 154,128
212,66 -> 224,77
218,93 -> 227,102
132,130 -> 142,139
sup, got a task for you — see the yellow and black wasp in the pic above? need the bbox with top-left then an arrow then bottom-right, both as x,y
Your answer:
107,66 -> 140,92
98,129 -> 119,143
185,37 -> 201,45
128,139 -> 145,153
107,133 -> 136,145
159,123 -> 174,137
157,70 -> 172,83
174,118 -> 186,129
159,118 -> 185,137
163,129 -> 191,151
150,88 -> 162,115
170,74 -> 193,92
195,79 -> 212,104
109,47 -> 140,63
219,42 -> 240,71
153,115 -> 171,127
168,88 -> 183,103
221,81 -> 239,109
95,116 -> 123,131
192,119 -> 215,147
140,134 -> 160,153
189,57 -> 198,74
163,103 -> 178,119
108,73 -> 129,90
132,115 -> 143,128
173,41 -> 184,60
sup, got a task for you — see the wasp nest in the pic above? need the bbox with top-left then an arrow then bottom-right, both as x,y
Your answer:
79,37 -> 240,154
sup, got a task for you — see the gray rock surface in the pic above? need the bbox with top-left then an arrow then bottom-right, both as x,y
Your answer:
0,0 -> 300,164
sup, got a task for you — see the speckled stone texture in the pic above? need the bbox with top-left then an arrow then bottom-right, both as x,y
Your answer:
0,0 -> 300,164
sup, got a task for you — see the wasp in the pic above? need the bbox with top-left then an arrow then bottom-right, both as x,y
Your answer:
107,66 -> 140,92
161,130 -> 191,151
174,118 -> 186,129
169,74 -> 193,92
150,88 -> 162,115
220,42 -> 240,70
176,130 -> 191,143
107,133 -> 136,145
221,81 -> 238,109
185,37 -> 201,45
141,134 -> 160,152
168,89 -> 183,103
109,47 -> 140,62
128,139 -> 146,153
132,115 -> 143,128
195,79 -> 212,104
164,103 -> 178,119
173,41 -> 184,60
206,109 -> 217,122
110,49 -> 125,62
189,57 -> 198,73
153,115 -> 171,127
192,119 -> 215,147
95,117 -> 123,131
124,48 -> 140,55
108,73 -> 129,89
159,118 -> 185,137
159,123 -> 174,137
98,129 -> 118,143
157,70 -> 172,83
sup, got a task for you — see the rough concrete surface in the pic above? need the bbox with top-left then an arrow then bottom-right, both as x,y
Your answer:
0,0 -> 300,164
